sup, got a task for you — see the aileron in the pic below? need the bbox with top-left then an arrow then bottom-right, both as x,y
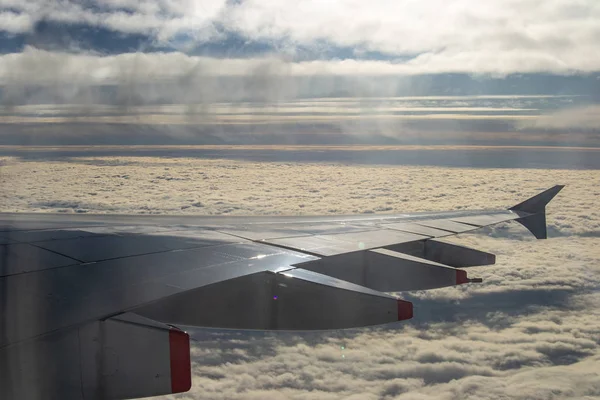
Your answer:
381,222 -> 455,237
415,219 -> 478,233
449,212 -> 516,227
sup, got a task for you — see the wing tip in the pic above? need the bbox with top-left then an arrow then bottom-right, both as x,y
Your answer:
509,185 -> 565,214
509,185 -> 565,239
515,212 -> 548,239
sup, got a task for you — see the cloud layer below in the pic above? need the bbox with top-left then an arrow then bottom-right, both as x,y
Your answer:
2,154 -> 598,399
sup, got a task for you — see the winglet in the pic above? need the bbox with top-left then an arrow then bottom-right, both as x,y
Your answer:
509,185 -> 564,239
509,185 -> 565,214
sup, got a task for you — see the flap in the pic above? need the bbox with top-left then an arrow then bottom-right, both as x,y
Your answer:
388,239 -> 496,267
133,269 -> 412,330
79,313 -> 191,399
297,248 -> 481,292
0,314 -> 192,400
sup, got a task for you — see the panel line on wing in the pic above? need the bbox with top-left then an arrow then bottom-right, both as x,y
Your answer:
26,242 -> 85,263
215,229 -> 314,242
254,240 -> 326,258
0,224 -> 104,233
72,242 -> 246,265
216,226 -> 380,242
3,242 -> 248,279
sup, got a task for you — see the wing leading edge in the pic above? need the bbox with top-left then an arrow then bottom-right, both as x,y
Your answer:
0,185 -> 564,399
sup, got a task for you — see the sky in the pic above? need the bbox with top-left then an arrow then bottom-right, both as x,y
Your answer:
2,0 -> 600,74
1,0 -> 600,146
1,0 -> 600,99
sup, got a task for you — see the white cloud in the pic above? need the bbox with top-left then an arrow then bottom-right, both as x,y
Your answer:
1,155 -> 599,399
1,154 -> 598,234
0,48 -> 598,105
2,1 -> 600,74
520,105 -> 600,130
0,47 -> 292,84
0,11 -> 33,33
0,0 -> 227,37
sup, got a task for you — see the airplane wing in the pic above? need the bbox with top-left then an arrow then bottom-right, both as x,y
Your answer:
0,185 -> 563,399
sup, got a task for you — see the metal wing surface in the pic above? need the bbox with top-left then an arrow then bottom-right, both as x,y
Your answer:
0,185 -> 563,399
